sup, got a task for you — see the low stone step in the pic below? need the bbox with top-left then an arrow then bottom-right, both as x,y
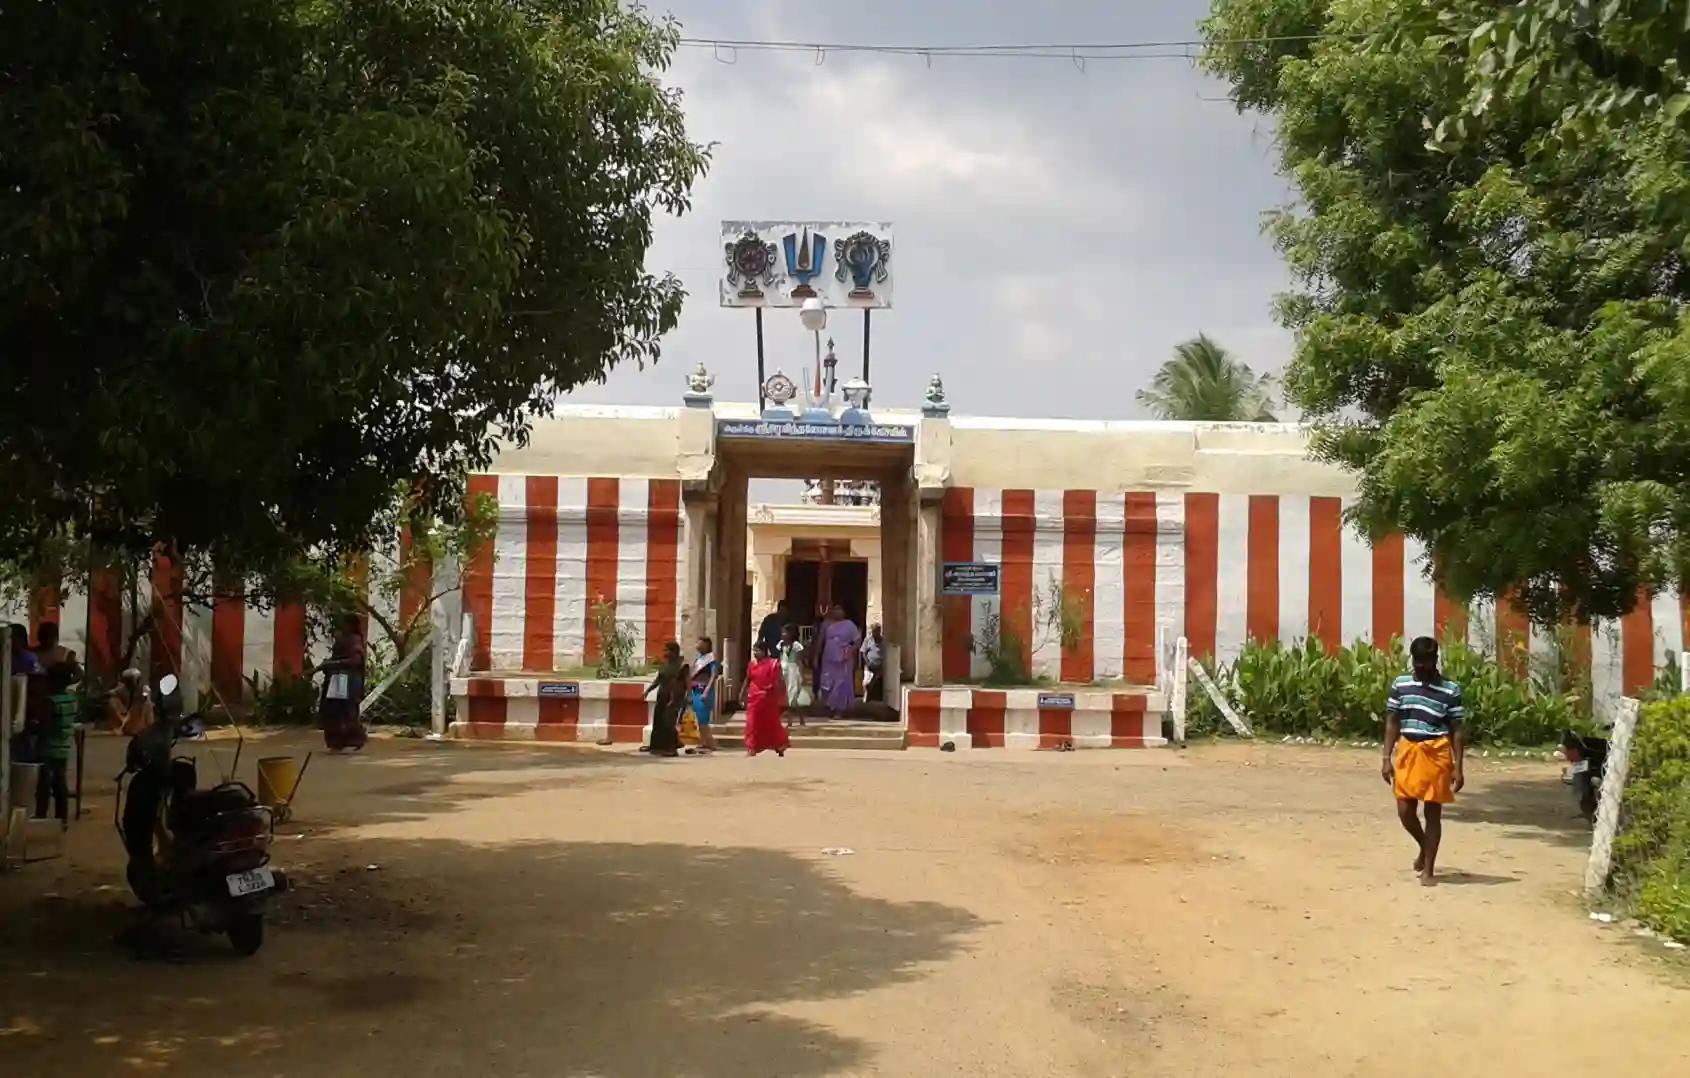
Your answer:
711,721 -> 905,750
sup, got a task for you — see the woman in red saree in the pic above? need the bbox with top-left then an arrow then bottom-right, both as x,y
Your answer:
742,642 -> 789,757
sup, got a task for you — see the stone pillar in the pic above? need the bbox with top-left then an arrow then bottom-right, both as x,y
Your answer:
915,491 -> 944,686
878,468 -> 916,681
681,486 -> 715,645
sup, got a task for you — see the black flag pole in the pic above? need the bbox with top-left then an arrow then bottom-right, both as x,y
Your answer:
755,306 -> 766,409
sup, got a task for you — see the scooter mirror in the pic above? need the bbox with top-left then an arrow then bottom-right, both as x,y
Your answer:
159,673 -> 179,696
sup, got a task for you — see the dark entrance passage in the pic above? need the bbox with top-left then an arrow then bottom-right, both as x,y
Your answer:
784,558 -> 869,637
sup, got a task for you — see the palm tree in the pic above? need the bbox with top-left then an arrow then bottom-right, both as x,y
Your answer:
1136,334 -> 1277,421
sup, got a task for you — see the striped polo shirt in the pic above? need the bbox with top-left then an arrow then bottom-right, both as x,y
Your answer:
1386,675 -> 1464,741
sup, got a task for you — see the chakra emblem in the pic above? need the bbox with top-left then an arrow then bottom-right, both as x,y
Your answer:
783,227 -> 827,299
834,230 -> 891,299
724,231 -> 778,299
763,371 -> 798,406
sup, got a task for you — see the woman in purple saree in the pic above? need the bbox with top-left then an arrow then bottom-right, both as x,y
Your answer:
817,605 -> 861,718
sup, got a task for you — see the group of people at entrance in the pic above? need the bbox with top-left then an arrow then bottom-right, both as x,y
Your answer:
755,599 -> 885,720
641,636 -> 758,758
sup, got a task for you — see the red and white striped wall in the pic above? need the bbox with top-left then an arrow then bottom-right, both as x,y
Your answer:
941,488 -> 1687,708
904,687 -> 1164,750
461,475 -> 686,672
449,676 -> 651,743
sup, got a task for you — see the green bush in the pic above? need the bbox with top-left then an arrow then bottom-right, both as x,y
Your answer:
1614,698 -> 1690,942
245,672 -> 320,726
1184,634 -> 1580,746
362,646 -> 435,727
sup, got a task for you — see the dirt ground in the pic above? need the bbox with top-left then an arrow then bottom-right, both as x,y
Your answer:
2,732 -> 1686,1077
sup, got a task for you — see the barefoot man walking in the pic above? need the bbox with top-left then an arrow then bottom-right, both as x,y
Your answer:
1383,637 -> 1466,886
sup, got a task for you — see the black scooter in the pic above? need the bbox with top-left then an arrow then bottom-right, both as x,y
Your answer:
115,673 -> 288,954
1561,729 -> 1609,821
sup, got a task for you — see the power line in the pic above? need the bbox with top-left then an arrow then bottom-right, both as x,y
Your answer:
675,32 -> 1349,65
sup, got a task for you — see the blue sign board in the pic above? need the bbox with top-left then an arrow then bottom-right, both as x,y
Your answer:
716,418 -> 914,444
1037,693 -> 1076,710
942,562 -> 1000,596
538,682 -> 580,699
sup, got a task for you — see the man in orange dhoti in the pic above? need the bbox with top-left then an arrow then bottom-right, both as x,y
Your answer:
1382,637 -> 1465,886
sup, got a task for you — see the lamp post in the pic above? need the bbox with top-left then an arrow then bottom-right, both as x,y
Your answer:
799,296 -> 827,402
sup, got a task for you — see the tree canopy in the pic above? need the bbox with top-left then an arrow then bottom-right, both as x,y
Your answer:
0,0 -> 706,595
1137,334 -> 1278,421
1203,0 -> 1690,622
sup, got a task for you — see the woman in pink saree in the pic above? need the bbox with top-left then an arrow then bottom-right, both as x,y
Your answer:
742,642 -> 789,757
817,604 -> 861,718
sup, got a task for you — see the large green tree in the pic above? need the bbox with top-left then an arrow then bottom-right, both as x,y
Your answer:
1203,0 -> 1690,622
0,0 -> 705,598
1137,334 -> 1278,421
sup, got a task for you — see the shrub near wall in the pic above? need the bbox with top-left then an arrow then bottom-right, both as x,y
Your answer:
1187,637 -> 1580,746
1613,698 -> 1690,942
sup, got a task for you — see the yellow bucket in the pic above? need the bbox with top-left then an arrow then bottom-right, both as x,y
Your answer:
256,756 -> 299,809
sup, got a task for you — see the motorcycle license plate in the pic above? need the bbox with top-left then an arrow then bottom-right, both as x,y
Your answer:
226,868 -> 275,897
1569,759 -> 1591,775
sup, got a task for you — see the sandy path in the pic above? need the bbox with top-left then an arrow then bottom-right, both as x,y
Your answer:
1,733 -> 1685,1076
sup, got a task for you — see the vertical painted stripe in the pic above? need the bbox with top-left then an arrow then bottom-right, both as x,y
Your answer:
1153,493 -> 1185,670
1110,694 -> 1150,747
969,489 -> 1003,679
1092,493 -> 1127,681
645,480 -> 681,660
1029,490 -> 1066,679
942,487 -> 975,681
1215,494 -> 1250,666
397,524 -> 432,634
556,477 -> 589,664
1433,574 -> 1469,645
1061,490 -> 1096,683
1338,504 -> 1373,650
1621,588 -> 1654,695
1123,493 -> 1159,683
1183,492 -> 1219,661
243,605 -> 274,686
1650,589 -> 1683,672
1245,494 -> 1279,644
999,489 -> 1037,677
87,567 -> 124,681
1469,596 -> 1497,655
1496,592 -> 1530,676
28,577 -> 60,640
489,475 -> 528,670
211,580 -> 246,706
272,602 -> 306,681
617,479 -> 651,663
149,552 -> 183,682
522,476 -> 559,671
584,477 -> 621,663
464,473 -> 499,670
1371,532 -> 1405,649
1307,497 -> 1343,653
966,689 -> 1007,748
1277,494 -> 1310,647
1402,535 -> 1437,645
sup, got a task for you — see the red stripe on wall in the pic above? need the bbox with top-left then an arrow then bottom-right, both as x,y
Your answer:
966,690 -> 1006,748
523,476 -> 559,672
1123,492 -> 1158,684
28,578 -> 60,641
87,567 -> 123,682
210,579 -> 246,707
1037,705 -> 1072,749
1371,532 -> 1405,649
1184,493 -> 1219,661
583,478 -> 621,663
1110,694 -> 1149,748
608,681 -> 648,744
1061,489 -> 1096,683
149,552 -> 183,683
1432,561 -> 1469,643
1307,497 -> 1342,655
906,688 -> 941,748
999,490 -> 1036,676
941,487 -> 975,681
397,524 -> 432,633
535,694 -> 581,742
1621,588 -> 1654,695
464,474 -> 498,670
1496,592 -> 1530,676
1246,495 -> 1279,644
273,602 -> 306,681
645,480 -> 681,660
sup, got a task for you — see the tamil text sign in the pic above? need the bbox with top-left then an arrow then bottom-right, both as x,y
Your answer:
717,419 -> 914,444
942,563 -> 1000,596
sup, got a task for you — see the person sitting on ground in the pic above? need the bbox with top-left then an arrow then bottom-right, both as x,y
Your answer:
1383,636 -> 1466,886
34,661 -> 80,824
105,668 -> 154,737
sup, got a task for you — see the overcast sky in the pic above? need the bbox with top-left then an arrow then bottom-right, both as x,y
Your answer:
564,1 -> 1295,420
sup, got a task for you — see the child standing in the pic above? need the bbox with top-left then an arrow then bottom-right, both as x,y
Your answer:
35,661 -> 80,823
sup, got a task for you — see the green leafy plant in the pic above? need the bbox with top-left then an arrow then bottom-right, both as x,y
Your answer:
1613,698 -> 1690,942
966,601 -> 1032,686
591,598 -> 643,679
243,672 -> 320,727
